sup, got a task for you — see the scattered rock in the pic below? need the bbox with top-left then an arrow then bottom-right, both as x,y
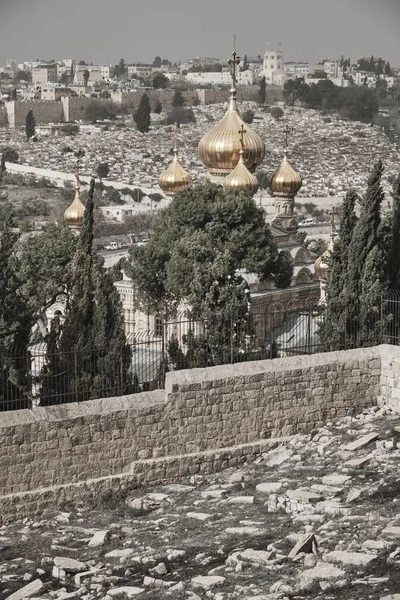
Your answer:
325,550 -> 376,566
191,575 -> 226,589
88,530 -> 109,547
5,579 -> 44,600
53,557 -> 86,572
343,431 -> 379,451
288,533 -> 318,559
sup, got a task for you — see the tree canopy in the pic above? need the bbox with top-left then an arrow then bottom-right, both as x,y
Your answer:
125,184 -> 292,323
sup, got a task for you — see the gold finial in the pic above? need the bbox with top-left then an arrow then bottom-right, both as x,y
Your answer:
238,124 -> 246,153
173,122 -> 179,153
75,158 -> 81,190
283,124 -> 292,155
228,51 -> 240,93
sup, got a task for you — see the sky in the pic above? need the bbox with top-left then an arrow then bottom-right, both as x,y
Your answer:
0,0 -> 399,67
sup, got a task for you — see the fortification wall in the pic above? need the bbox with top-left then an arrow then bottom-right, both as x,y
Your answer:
68,97 -> 115,122
8,100 -> 65,128
0,346 -> 390,523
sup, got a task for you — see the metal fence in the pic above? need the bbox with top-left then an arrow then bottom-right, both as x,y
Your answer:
1,296 -> 399,412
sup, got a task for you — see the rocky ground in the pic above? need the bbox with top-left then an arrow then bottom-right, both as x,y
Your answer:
2,405 -> 400,600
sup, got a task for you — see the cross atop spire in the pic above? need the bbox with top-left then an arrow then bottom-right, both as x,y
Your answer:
173,122 -> 179,153
283,124 -> 292,153
228,51 -> 240,91
75,157 -> 81,190
238,123 -> 246,152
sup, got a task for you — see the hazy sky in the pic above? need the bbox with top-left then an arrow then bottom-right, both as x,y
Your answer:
0,0 -> 399,67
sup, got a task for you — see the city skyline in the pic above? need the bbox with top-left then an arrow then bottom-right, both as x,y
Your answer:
0,0 -> 399,67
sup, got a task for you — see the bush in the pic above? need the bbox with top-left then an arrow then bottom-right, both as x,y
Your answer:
154,101 -> 163,114
2,147 -> 19,163
60,124 -> 79,136
62,145 -> 74,154
84,101 -> 118,122
270,106 -> 284,121
166,107 -> 196,125
242,109 -> 255,124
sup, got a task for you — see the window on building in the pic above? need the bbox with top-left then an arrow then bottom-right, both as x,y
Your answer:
155,317 -> 164,337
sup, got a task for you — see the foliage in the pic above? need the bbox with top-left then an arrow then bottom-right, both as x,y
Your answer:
258,76 -> 266,105
2,147 -> 19,163
321,162 -> 398,350
270,106 -> 284,121
40,180 -> 131,404
242,55 -> 249,72
256,170 -> 270,190
153,72 -> 169,89
15,70 -> 32,82
25,110 -> 36,141
83,69 -> 90,86
153,56 -> 162,69
134,94 -> 151,133
96,162 -> 110,180
242,109 -> 254,124
60,123 -> 79,136
166,107 -> 196,126
154,101 -> 163,114
84,101 -> 118,122
172,89 -> 185,108
125,184 -> 292,323
283,78 -> 309,105
0,222 -> 32,410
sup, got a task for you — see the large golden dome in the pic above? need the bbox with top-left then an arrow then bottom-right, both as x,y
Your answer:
270,150 -> 302,198
159,123 -> 192,196
64,162 -> 85,230
198,52 -> 265,183
224,125 -> 258,196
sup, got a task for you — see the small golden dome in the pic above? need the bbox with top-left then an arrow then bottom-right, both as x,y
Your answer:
159,123 -> 192,196
224,125 -> 259,196
64,161 -> 85,230
198,52 -> 265,181
270,150 -> 302,198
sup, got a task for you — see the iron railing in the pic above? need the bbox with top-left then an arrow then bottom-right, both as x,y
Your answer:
1,296 -> 400,412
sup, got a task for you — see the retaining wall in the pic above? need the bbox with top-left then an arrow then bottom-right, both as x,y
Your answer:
0,345 -> 397,523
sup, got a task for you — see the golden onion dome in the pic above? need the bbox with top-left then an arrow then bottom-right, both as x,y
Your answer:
270,150 -> 302,198
159,123 -> 192,196
64,161 -> 85,230
198,52 -> 265,182
224,125 -> 259,196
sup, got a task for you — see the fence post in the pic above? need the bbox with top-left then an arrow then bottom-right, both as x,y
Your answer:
74,350 -> 78,403
120,347 -> 124,395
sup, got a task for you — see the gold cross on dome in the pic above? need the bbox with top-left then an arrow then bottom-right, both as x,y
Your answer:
283,124 -> 292,152
173,122 -> 179,150
228,51 -> 240,85
238,124 -> 246,150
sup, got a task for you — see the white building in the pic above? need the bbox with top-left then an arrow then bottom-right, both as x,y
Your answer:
262,50 -> 284,84
128,63 -> 153,78
101,65 -> 111,79
185,70 -> 254,86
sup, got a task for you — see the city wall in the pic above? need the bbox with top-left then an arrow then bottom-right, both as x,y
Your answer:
6,100 -> 64,128
1,345 -> 396,524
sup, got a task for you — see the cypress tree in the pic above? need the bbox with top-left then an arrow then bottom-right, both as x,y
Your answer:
25,109 -> 36,140
134,93 -> 151,133
346,161 -> 384,343
57,179 -> 96,403
321,190 -> 358,350
0,152 -> 6,180
172,89 -> 185,108
91,268 -> 131,397
388,174 -> 400,290
359,243 -> 389,346
259,76 -> 266,105
0,221 -> 31,410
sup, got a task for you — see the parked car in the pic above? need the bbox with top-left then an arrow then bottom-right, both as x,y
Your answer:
299,218 -> 315,227
104,241 -> 122,250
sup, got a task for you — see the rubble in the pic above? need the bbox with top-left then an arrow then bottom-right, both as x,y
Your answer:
2,406 -> 400,600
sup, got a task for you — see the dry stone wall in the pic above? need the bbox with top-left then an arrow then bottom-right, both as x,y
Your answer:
0,345 -> 397,523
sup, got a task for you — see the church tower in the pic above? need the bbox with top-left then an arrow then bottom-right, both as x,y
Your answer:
262,48 -> 284,84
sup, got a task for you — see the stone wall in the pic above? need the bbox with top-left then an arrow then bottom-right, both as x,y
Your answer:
0,346 -> 394,524
6,100 -> 65,128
